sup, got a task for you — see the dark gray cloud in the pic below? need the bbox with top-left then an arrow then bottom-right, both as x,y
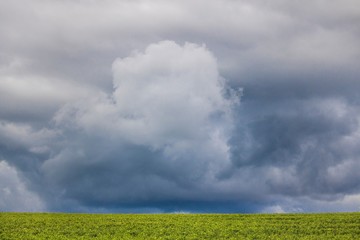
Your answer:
1,0 -> 360,213
230,97 -> 360,196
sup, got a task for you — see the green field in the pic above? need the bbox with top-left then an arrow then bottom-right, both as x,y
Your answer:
1,212 -> 360,239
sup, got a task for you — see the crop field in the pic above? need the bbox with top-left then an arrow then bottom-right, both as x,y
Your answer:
1,212 -> 360,239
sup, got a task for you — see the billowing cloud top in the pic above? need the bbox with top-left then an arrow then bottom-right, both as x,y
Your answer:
1,0 -> 360,213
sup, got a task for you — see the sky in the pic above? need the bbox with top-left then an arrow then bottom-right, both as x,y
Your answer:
1,0 -> 360,213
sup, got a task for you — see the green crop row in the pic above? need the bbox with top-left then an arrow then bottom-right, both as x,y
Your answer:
1,212 -> 360,239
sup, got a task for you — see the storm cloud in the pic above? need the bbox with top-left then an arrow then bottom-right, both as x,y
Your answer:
1,0 -> 360,213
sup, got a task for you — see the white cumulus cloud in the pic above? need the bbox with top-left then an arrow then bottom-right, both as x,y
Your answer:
0,161 -> 45,212
41,41 -> 240,209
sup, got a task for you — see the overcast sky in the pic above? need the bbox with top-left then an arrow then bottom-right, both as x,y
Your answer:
1,0 -> 360,213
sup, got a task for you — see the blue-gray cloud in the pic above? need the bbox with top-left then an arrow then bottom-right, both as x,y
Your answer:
1,0 -> 360,213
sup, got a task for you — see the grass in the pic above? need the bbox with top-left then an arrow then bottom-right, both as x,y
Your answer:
1,212 -> 360,239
